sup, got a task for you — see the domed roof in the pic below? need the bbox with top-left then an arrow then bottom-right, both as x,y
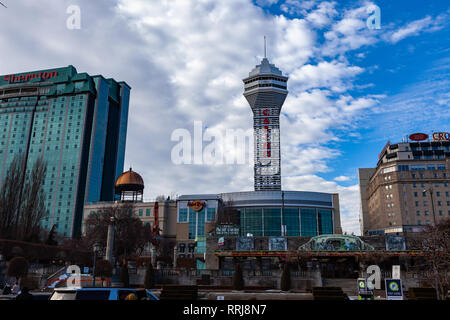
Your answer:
115,168 -> 144,193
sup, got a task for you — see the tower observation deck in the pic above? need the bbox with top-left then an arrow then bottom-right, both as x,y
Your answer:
243,57 -> 288,191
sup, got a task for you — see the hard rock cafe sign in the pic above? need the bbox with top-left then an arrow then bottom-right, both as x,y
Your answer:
187,200 -> 206,212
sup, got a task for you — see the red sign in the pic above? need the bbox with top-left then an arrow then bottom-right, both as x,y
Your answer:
187,200 -> 206,212
3,71 -> 58,84
263,109 -> 271,157
409,133 -> 429,141
378,141 -> 390,159
432,132 -> 449,141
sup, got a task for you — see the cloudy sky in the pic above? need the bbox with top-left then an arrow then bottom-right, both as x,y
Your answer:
1,0 -> 449,235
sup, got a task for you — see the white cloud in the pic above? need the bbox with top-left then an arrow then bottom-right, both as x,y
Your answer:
1,0 -> 447,238
334,175 -> 351,182
387,14 -> 447,43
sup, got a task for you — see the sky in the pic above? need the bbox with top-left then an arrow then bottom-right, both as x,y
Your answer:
0,0 -> 449,235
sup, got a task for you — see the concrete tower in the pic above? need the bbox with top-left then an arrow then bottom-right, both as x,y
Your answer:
243,54 -> 288,191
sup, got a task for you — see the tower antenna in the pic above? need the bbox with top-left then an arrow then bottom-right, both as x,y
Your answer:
264,36 -> 267,58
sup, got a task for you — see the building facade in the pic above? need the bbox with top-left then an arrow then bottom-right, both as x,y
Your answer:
0,66 -> 130,237
359,133 -> 450,235
243,58 -> 288,191
176,191 -> 341,269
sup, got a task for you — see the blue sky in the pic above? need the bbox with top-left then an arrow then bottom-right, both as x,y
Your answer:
1,0 -> 449,234
254,0 -> 450,188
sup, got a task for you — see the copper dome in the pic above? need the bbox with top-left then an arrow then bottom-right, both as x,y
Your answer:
115,168 -> 144,194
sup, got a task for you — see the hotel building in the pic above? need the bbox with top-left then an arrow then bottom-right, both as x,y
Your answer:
0,66 -> 130,237
359,133 -> 450,235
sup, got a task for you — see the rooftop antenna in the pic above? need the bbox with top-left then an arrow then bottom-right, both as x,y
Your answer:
264,36 -> 267,58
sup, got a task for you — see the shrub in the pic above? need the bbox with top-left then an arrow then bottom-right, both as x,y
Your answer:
232,263 -> 244,291
280,264 -> 291,291
6,256 -> 29,283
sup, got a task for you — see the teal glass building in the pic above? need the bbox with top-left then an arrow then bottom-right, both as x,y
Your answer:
0,66 -> 130,237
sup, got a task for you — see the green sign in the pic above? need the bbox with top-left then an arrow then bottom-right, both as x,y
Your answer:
385,279 -> 403,300
215,224 -> 240,236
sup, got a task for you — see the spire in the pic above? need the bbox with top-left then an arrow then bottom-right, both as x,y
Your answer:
264,36 -> 267,59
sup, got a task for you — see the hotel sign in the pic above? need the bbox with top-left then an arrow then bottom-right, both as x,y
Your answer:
378,141 -> 390,159
432,132 -> 449,141
409,133 -> 428,141
3,71 -> 59,84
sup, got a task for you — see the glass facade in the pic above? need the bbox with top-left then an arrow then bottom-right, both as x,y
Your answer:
237,207 -> 332,237
0,66 -> 130,237
282,208 -> 300,236
318,209 -> 333,234
263,208 -> 281,236
301,208 -> 318,236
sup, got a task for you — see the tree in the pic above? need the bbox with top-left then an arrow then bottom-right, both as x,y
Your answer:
0,154 -> 48,242
120,261 -> 130,288
45,225 -> 58,246
144,262 -> 155,289
7,256 -> 29,284
232,263 -> 244,291
84,203 -> 153,261
412,218 -> 450,300
280,263 -> 291,291
96,260 -> 113,281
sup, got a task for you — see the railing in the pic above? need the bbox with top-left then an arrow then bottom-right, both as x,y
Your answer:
155,268 -> 316,279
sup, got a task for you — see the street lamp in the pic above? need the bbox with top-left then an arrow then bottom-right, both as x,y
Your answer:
92,242 -> 102,287
423,187 -> 437,226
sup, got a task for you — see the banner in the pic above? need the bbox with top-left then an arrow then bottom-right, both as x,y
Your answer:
385,279 -> 403,300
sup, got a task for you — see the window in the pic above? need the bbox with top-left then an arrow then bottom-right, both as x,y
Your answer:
301,208 -> 317,236
139,209 -> 143,216
243,208 -> 263,237
178,208 -> 188,222
264,208 -> 281,236
282,208 -> 300,236
146,209 -> 150,217
206,208 -> 215,222
416,211 -> 420,216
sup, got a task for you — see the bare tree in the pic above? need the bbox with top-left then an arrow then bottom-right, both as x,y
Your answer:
0,154 -> 48,242
84,203 -> 152,261
17,157 -> 48,242
411,218 -> 450,300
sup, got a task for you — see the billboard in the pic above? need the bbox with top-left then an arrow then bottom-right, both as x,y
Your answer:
236,237 -> 254,251
268,237 -> 287,251
385,235 -> 406,251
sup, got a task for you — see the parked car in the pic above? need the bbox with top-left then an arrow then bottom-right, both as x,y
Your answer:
49,287 -> 159,300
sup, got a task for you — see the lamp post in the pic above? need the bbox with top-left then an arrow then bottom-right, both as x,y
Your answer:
105,216 -> 115,263
92,242 -> 101,287
423,187 -> 437,226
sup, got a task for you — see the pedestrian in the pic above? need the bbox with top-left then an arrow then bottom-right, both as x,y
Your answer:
15,287 -> 33,301
11,282 -> 20,295
2,283 -> 11,295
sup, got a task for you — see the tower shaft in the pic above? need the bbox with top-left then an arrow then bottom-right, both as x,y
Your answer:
243,58 -> 288,191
